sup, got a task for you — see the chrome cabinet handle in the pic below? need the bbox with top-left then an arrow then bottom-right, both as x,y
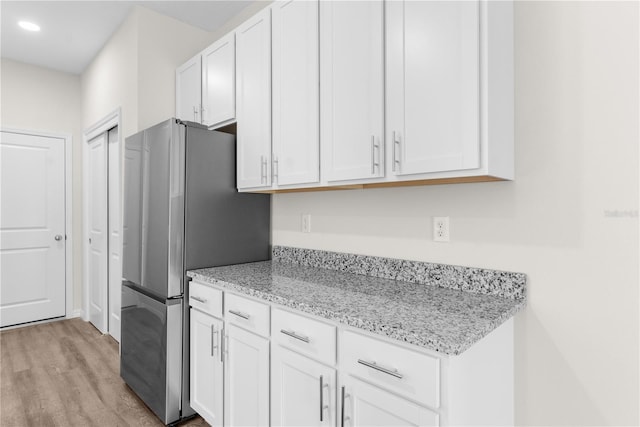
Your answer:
54,235 -> 63,241
201,105 -> 205,122
211,325 -> 218,357
193,105 -> 199,122
221,327 -> 225,362
319,375 -> 324,421
229,309 -> 250,320
280,329 -> 310,343
370,136 -> 380,175
392,131 -> 401,173
260,155 -> 265,184
357,359 -> 403,379
340,386 -> 346,427
191,295 -> 207,303
273,156 -> 279,183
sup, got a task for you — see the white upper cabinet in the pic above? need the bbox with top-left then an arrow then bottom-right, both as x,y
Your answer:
385,0 -> 514,182
272,0 -> 320,187
236,8 -> 272,190
320,0 -> 384,183
386,0 -> 480,176
176,55 -> 202,123
202,32 -> 235,128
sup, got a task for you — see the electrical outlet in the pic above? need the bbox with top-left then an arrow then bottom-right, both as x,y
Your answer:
433,217 -> 450,242
301,214 -> 311,233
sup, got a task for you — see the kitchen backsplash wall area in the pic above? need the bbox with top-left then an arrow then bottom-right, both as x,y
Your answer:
272,245 -> 526,300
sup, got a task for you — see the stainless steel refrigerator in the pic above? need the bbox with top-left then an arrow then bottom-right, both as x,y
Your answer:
120,119 -> 270,425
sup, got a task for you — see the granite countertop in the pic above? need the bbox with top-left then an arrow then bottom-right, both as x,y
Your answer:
188,249 -> 526,356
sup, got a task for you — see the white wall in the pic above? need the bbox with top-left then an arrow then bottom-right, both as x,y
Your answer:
0,58 -> 84,312
136,7 -> 212,130
81,10 -> 138,138
82,6 -> 211,136
272,2 -> 639,425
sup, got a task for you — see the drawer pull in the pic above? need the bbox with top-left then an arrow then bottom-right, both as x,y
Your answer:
280,329 -> 310,343
191,295 -> 207,303
229,309 -> 250,320
211,325 -> 218,357
357,359 -> 403,379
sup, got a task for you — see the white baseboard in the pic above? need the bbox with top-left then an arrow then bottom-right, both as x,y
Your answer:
68,309 -> 85,319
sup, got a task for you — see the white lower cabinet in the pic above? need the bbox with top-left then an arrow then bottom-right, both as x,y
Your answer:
272,346 -> 336,426
189,282 -> 514,427
224,324 -> 270,427
190,308 -> 223,427
340,375 -> 438,427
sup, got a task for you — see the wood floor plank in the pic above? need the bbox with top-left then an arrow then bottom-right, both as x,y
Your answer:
0,318 -> 208,427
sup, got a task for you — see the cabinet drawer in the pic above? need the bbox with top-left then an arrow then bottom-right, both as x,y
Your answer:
224,293 -> 270,337
272,308 -> 336,365
189,281 -> 223,318
340,330 -> 440,408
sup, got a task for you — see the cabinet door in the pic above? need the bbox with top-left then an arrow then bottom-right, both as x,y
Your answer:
386,0 -> 480,176
272,0 -> 320,186
190,309 -> 223,427
176,55 -> 202,123
224,324 -> 269,426
272,346 -> 336,427
320,0 -> 384,182
340,376 -> 438,427
236,8 -> 272,189
202,32 -> 235,127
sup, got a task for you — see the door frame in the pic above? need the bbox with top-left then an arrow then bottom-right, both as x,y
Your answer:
82,108 -> 121,329
0,127 -> 74,321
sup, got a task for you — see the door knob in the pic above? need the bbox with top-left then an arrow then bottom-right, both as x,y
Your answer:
54,235 -> 63,241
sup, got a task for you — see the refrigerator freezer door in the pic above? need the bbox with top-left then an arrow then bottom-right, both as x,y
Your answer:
122,119 -> 185,299
120,283 -> 183,424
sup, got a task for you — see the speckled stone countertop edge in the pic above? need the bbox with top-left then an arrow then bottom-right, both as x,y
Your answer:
187,270 -> 525,356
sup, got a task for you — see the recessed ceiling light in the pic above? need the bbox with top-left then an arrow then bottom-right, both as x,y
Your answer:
18,21 -> 40,32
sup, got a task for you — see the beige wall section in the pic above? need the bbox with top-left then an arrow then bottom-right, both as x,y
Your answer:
81,9 -> 138,138
0,58 -> 84,312
82,6 -> 212,136
136,7 -> 211,130
272,1 -> 639,425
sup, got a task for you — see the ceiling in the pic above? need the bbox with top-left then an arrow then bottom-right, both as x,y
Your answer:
1,1 -> 253,75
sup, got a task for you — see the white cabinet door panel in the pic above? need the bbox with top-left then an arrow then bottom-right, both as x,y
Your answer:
272,346 -> 336,427
387,0 -> 480,176
272,0 -> 320,186
224,324 -> 269,426
341,376 -> 439,427
202,33 -> 236,127
321,0 -> 384,182
236,9 -> 272,189
190,309 -> 224,427
176,55 -> 202,123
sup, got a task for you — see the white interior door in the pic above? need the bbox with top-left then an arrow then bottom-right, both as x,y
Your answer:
87,133 -> 108,333
0,131 -> 66,327
107,126 -> 121,342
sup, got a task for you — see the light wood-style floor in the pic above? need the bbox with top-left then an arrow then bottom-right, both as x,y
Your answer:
0,318 -> 208,427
